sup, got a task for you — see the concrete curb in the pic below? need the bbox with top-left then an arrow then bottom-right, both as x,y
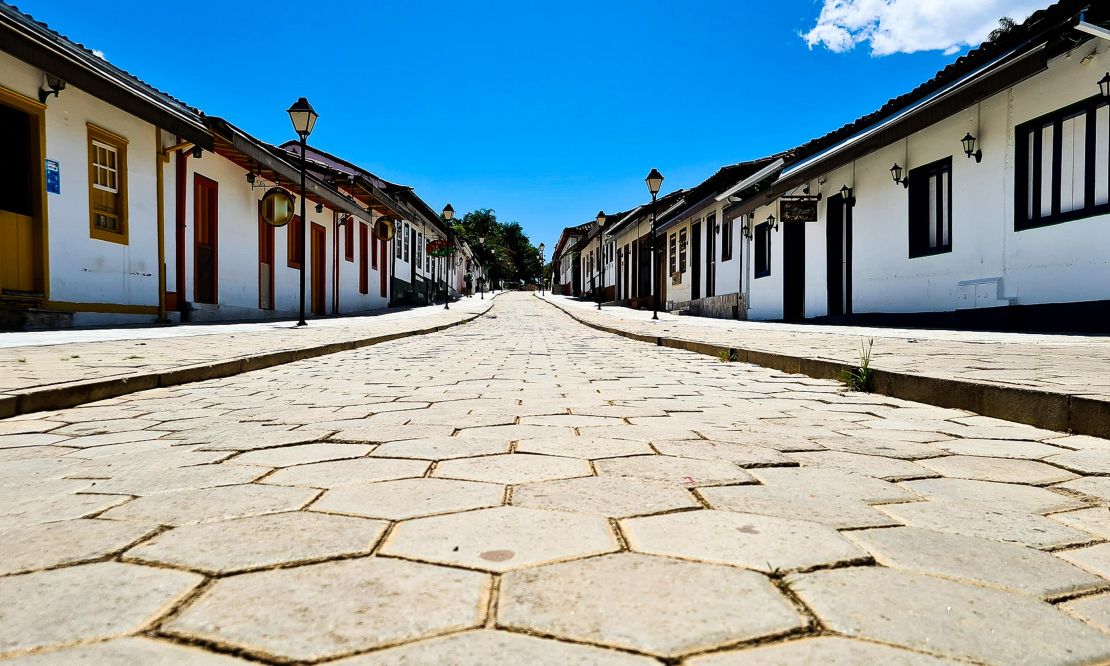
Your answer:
0,298 -> 499,419
539,296 -> 1109,439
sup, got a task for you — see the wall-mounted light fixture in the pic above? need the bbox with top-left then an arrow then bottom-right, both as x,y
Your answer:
961,133 -> 983,163
766,213 -> 778,231
246,172 -> 256,185
191,146 -> 203,159
742,215 -> 753,239
1099,72 -> 1110,98
315,202 -> 324,213
38,73 -> 66,103
890,163 -> 908,188
839,185 -> 855,206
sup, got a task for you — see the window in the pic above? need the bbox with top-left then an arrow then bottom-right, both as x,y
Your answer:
908,157 -> 952,257
345,217 -> 355,262
1016,96 -> 1110,230
88,124 -> 128,243
417,232 -> 424,271
371,221 -> 379,270
396,222 -> 403,258
287,215 -> 303,268
669,233 -> 677,274
721,216 -> 734,261
359,222 -> 369,294
403,223 -> 410,262
678,228 -> 688,273
754,222 -> 771,278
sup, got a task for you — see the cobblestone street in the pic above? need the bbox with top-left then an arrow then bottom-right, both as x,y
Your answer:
4,291 -> 1110,664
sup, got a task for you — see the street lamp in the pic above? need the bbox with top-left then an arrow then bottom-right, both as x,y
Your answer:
645,168 -> 664,320
287,97 -> 318,327
442,205 -> 454,310
595,211 -> 606,310
539,242 -> 546,296
479,236 -> 486,299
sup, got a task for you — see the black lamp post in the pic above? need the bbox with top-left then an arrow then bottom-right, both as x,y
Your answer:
539,242 -> 546,296
595,211 -> 606,310
442,204 -> 454,310
479,236 -> 486,299
287,97 -> 318,327
645,168 -> 664,320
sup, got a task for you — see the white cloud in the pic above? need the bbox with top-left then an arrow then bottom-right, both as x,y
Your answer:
91,49 -> 106,59
803,0 -> 1047,56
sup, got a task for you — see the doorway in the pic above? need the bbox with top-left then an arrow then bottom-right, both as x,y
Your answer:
193,175 -> 218,304
826,194 -> 853,317
311,223 -> 326,315
0,93 -> 45,299
705,214 -> 716,298
258,209 -> 274,310
691,221 -> 702,300
782,222 -> 805,321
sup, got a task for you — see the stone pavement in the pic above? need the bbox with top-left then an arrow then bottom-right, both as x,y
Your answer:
0,296 -> 495,417
3,292 -> 1110,663
541,293 -> 1110,437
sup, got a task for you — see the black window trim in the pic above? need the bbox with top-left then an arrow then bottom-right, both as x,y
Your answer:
1015,93 -> 1110,231
908,155 -> 953,259
754,221 -> 771,279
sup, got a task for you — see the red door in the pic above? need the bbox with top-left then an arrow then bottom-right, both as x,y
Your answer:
193,175 -> 218,304
258,205 -> 274,309
311,223 -> 326,315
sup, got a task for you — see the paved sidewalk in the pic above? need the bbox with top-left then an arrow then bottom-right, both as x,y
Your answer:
0,296 -> 496,417
541,294 -> 1110,436
2,292 -> 1110,664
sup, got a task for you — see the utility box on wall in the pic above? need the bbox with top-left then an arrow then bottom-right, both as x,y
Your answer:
956,277 -> 1011,310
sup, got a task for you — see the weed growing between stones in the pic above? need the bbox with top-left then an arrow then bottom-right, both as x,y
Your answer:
840,338 -> 874,392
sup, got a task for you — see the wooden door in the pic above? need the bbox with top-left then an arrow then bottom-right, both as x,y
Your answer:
311,223 -> 326,315
193,175 -> 218,304
379,236 -> 388,297
0,98 -> 44,298
783,222 -> 806,321
258,209 -> 274,310
691,222 -> 701,300
826,194 -> 853,317
705,215 -> 716,297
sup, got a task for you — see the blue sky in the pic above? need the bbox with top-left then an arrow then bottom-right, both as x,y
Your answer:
18,0 -> 1037,249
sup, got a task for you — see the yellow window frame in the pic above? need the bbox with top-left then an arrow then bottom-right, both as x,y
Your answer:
87,123 -> 129,244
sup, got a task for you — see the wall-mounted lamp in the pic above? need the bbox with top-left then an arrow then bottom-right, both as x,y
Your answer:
839,185 -> 855,205
38,73 -> 66,103
246,172 -> 256,185
1099,72 -> 1110,98
766,213 -> 778,231
315,202 -> 324,213
890,163 -> 908,188
961,133 -> 983,163
191,146 -> 203,159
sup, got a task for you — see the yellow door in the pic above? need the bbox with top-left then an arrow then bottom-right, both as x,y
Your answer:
0,210 -> 36,294
0,90 -> 46,299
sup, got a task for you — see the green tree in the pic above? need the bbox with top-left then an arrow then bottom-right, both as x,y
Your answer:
450,209 -> 542,287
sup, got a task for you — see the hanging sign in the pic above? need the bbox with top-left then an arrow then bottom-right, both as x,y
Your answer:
426,239 -> 454,257
779,198 -> 818,223
260,187 -> 295,227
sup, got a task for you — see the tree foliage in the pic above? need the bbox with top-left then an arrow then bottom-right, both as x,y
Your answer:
450,209 -> 542,287
988,17 -> 1017,42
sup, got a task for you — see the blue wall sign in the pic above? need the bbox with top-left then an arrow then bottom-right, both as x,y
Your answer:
45,159 -> 60,194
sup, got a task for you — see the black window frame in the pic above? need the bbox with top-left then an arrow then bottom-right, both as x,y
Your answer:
754,221 -> 771,278
678,228 -> 688,273
1015,94 -> 1110,231
721,216 -> 734,261
669,232 -> 677,275
908,156 -> 953,258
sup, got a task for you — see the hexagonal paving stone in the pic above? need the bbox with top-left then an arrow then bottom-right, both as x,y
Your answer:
1056,477 -> 1110,502
698,485 -> 898,529
1,519 -> 157,575
369,437 -> 509,460
846,526 -> 1103,599
788,567 -> 1110,664
900,478 -> 1086,514
264,458 -> 430,488
2,637 -> 250,664
433,454 -> 591,484
329,424 -> 456,444
81,463 -> 265,495
498,553 -> 804,657
514,436 -> 653,459
918,455 -> 1076,485
382,506 -> 617,572
164,557 -> 486,662
624,510 -> 867,573
878,500 -> 1091,549
100,484 -> 317,526
651,439 -> 792,466
313,478 -> 504,520
786,451 -> 933,481
513,476 -> 700,517
595,455 -> 753,487
0,562 -> 202,657
331,629 -> 658,665
232,443 -> 373,467
817,436 -> 943,460
750,467 -> 914,503
0,493 -> 132,531
125,512 -> 387,574
1056,543 -> 1110,580
1061,593 -> 1110,633
1051,507 -> 1110,539
685,636 -> 958,665
937,438 -> 1068,460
